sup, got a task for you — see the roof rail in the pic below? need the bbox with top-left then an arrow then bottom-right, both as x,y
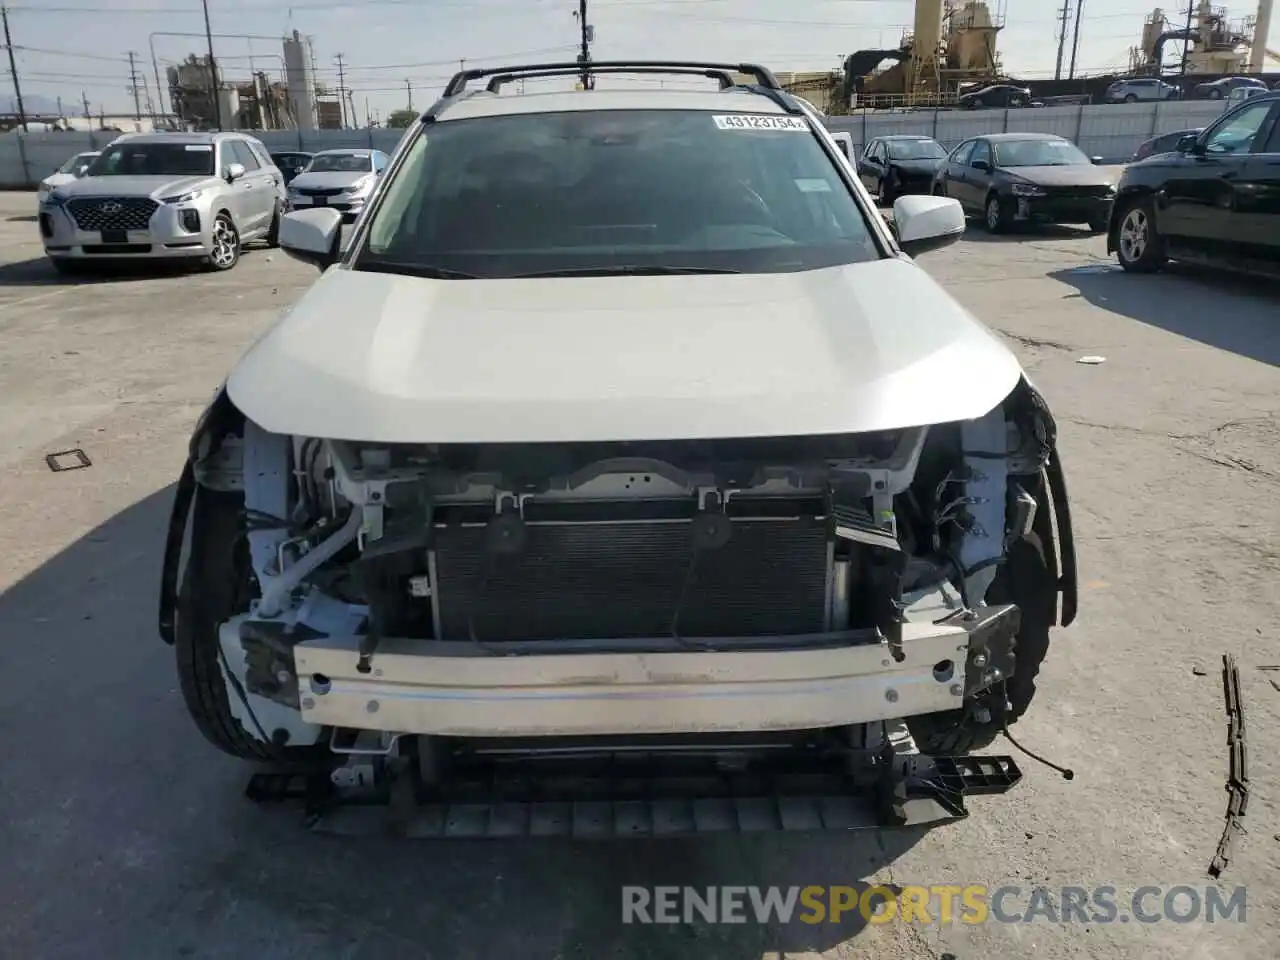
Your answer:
485,65 -> 739,93
442,59 -> 784,98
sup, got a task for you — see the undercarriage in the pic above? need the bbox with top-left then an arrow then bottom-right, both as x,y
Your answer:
160,377 -> 1076,835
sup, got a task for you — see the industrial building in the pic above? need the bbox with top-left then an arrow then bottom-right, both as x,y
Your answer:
1128,1 -> 1278,75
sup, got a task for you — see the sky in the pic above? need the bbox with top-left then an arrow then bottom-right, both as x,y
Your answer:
3,0 -> 1279,121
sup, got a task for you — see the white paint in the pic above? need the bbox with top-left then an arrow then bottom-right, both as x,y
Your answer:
227,257 -> 1023,444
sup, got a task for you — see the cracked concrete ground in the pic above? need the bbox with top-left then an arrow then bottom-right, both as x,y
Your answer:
1,194 -> 1277,959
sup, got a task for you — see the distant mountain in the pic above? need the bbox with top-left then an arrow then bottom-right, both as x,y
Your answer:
1,92 -> 64,116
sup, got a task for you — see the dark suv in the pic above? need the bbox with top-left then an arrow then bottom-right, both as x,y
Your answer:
1108,92 -> 1280,277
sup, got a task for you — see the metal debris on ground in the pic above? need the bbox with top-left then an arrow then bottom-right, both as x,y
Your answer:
1076,356 -> 1107,364
1208,654 -> 1248,880
45,449 -> 92,472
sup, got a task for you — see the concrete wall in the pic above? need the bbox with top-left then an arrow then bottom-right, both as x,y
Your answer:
1,100 -> 1229,188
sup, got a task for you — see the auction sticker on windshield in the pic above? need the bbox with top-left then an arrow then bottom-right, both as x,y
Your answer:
713,115 -> 810,132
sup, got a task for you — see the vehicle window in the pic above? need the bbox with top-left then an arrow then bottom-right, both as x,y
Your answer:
228,140 -> 261,170
86,142 -> 215,177
993,138 -> 1089,166
1261,115 -> 1280,154
361,109 -> 881,278
970,140 -> 993,166
1203,101 -> 1274,154
246,140 -> 273,167
866,141 -> 881,162
309,151 -> 374,172
950,140 -> 975,164
58,153 -> 95,174
886,139 -> 946,160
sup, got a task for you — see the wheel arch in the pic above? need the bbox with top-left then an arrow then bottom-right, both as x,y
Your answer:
1106,185 -> 1156,253
158,384 -> 246,645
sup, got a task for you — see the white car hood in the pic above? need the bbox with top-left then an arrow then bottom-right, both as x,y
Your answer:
227,258 -> 1023,444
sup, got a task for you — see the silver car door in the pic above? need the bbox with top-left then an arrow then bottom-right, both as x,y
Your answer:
228,140 -> 271,234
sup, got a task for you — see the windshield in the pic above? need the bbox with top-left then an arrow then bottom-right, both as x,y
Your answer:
887,139 -> 946,160
58,153 -> 97,174
86,142 -> 214,177
359,109 -> 879,278
307,152 -> 373,173
994,139 -> 1090,167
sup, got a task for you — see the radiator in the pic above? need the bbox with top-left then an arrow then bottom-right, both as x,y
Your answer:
431,517 -> 830,642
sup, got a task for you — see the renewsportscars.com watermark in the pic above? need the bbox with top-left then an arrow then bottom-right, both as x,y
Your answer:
622,885 -> 1247,926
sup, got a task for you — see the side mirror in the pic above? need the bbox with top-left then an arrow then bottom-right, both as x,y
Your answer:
971,159 -> 991,172
1090,156 -> 1103,165
225,162 -> 246,182
893,194 -> 965,257
1175,134 -> 1198,153
279,208 -> 344,271
76,165 -> 90,176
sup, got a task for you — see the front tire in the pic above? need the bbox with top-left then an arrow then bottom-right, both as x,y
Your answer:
265,204 -> 281,248
175,484 -> 321,763
877,174 -> 896,206
1114,196 -> 1166,272
205,213 -> 240,272
908,534 -> 1055,754
984,192 -> 1011,233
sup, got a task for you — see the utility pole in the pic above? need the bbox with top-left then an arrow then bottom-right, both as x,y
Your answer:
200,0 -> 222,129
405,78 -> 412,110
574,0 -> 593,89
82,91 -> 91,126
335,53 -> 347,128
1053,0 -> 1071,80
1067,0 -> 1085,79
1180,1 -> 1195,76
2,5 -> 28,132
364,95 -> 370,127
127,51 -> 143,122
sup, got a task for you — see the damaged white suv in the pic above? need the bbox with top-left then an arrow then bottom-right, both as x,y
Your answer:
160,62 -> 1077,835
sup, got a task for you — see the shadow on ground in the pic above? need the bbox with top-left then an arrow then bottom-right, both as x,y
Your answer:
0,486 -> 931,959
1049,262 -> 1280,367
962,222 -> 1096,243
7,214 -> 37,222
0,255 -> 207,287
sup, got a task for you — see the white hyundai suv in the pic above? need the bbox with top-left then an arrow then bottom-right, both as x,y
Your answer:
160,61 -> 1077,835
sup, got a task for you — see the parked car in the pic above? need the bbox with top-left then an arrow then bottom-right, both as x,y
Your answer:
38,131 -> 285,274
857,135 -> 948,204
1104,77 -> 1179,103
1108,92 -> 1280,277
1226,85 -> 1269,106
1130,127 -> 1202,161
270,151 -> 314,185
1192,76 -> 1268,100
932,132 -> 1118,233
159,61 -> 1077,825
957,83 -> 1034,109
36,150 -> 100,206
284,148 -> 389,222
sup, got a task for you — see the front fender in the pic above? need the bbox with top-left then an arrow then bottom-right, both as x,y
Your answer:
158,383 -> 244,645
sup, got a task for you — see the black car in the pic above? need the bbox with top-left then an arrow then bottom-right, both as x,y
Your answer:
1107,92 -> 1280,277
931,133 -> 1117,233
956,84 -> 1033,109
1192,76 -> 1268,100
1130,127 -> 1204,162
270,151 -> 315,184
855,135 -> 948,204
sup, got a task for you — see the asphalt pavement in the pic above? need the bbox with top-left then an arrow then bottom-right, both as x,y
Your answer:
1,194 -> 1277,960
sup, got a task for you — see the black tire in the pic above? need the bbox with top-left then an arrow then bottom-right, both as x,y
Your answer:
1123,94 -> 1138,103
877,174 -> 896,206
907,534 -> 1056,755
205,212 -> 240,272
1114,195 -> 1166,273
175,484 -> 322,764
983,192 -> 1012,233
265,204 -> 281,248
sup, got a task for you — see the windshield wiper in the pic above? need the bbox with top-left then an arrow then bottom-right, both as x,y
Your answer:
512,265 -> 741,278
356,260 -> 479,279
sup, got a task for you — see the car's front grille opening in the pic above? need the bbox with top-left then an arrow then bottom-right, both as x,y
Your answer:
38,213 -> 54,238
299,187 -> 344,197
68,197 -> 158,232
81,244 -> 153,254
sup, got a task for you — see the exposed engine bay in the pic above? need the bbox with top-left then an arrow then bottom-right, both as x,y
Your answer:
166,375 -> 1074,770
